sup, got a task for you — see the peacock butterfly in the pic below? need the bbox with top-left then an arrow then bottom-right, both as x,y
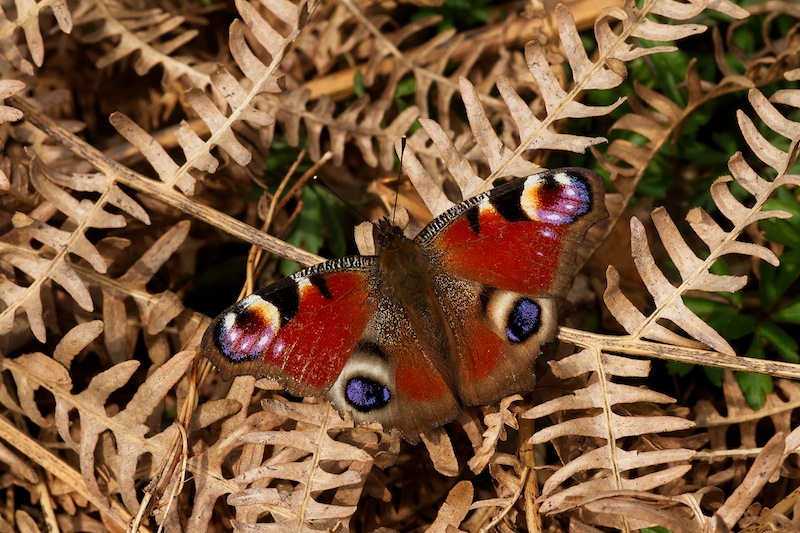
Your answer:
201,168 -> 607,442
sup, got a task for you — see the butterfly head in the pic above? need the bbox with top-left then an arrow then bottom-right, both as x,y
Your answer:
374,217 -> 409,252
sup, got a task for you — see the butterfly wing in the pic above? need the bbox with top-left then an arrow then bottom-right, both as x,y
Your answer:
201,257 -> 379,397
202,254 -> 460,441
417,168 -> 607,404
325,295 -> 460,442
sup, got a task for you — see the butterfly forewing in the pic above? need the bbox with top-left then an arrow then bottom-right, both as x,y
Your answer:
201,257 -> 378,397
418,168 -> 607,295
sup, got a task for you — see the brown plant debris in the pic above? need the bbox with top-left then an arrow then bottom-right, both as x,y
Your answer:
1,0 -> 800,531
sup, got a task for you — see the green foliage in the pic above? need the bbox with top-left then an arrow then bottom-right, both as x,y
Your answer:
280,186 -> 351,276
413,0 -> 492,31
670,189 -> 800,409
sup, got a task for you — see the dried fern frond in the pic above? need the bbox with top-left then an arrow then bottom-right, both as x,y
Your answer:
187,395 -> 393,531
0,78 -> 26,190
523,349 -> 695,516
595,3 -> 799,244
578,431 -> 789,531
605,88 -> 800,355
109,0 -> 304,195
0,322 -> 194,525
90,221 -> 190,364
405,0 -> 748,204
74,0 -> 206,89
695,373 -> 800,485
0,0 -> 73,75
0,155 -> 147,342
267,89 -> 420,169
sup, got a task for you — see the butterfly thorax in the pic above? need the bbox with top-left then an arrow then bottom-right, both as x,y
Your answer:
375,218 -> 434,294
375,218 -> 448,351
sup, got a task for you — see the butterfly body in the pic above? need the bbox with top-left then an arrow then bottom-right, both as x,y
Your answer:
202,168 -> 607,441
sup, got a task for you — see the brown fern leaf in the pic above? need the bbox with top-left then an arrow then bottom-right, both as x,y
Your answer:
0,155 -> 147,342
468,452 -> 529,529
695,373 -> 800,487
597,58 -> 755,197
287,2 -> 377,78
0,79 -> 26,190
605,88 -> 800,355
91,222 -> 189,363
523,349 -> 695,516
266,89 -> 420,169
52,350 -> 194,512
0,323 -> 194,520
74,1 -> 206,89
0,0 -> 73,75
109,0 -> 304,195
719,2 -> 800,86
578,431 -> 787,532
331,1 -> 500,133
189,395 -> 389,531
405,0 -> 747,200
0,79 -> 24,124
592,3 -> 798,264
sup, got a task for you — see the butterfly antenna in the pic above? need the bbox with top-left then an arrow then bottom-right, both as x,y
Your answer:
391,136 -> 406,225
312,175 -> 372,226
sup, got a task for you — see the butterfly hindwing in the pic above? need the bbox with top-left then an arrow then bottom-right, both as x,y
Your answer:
201,257 -> 378,397
326,297 -> 460,442
435,277 -> 559,405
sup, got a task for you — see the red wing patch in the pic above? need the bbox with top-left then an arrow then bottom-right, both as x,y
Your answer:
437,211 -> 568,292
201,267 -> 377,396
423,169 -> 607,296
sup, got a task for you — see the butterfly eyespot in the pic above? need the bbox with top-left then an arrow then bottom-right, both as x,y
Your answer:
345,377 -> 391,412
521,173 -> 592,225
505,298 -> 541,344
215,295 -> 281,362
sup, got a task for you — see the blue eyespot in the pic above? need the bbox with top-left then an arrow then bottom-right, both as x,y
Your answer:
345,377 -> 391,412
506,298 -> 540,343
